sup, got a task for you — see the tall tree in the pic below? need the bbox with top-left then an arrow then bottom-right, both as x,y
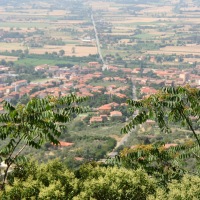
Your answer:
59,49 -> 65,56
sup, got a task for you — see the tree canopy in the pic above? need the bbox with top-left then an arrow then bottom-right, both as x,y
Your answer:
1,159 -> 200,199
122,85 -> 200,145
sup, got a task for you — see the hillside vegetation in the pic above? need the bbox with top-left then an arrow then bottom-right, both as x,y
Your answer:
0,86 -> 200,199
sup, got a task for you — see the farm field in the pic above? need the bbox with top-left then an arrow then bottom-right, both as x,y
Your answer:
0,1 -> 97,60
28,45 -> 97,56
0,55 -> 18,61
0,0 -> 199,68
15,58 -> 71,66
14,58 -> 86,66
83,0 -> 200,68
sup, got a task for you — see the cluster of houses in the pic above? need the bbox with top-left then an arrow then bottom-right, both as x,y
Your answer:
131,66 -> 200,97
90,102 -> 124,124
0,62 -> 129,116
0,61 -> 200,124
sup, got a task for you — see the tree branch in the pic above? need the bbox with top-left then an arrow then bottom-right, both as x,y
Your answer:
179,109 -> 200,147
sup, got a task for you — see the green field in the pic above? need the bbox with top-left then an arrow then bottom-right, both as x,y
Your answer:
15,58 -> 80,66
134,33 -> 154,39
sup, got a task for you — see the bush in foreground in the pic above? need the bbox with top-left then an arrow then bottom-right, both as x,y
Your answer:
1,160 -> 156,200
1,159 -> 200,200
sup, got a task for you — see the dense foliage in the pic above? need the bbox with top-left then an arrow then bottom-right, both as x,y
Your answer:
0,94 -> 87,189
1,159 -> 200,199
122,86 -> 200,145
107,141 -> 200,186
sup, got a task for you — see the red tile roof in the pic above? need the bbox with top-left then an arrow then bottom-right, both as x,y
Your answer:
90,116 -> 103,123
98,105 -> 112,110
59,141 -> 74,147
141,87 -> 157,95
110,111 -> 122,117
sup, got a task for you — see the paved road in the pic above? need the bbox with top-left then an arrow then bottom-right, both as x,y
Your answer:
91,13 -> 108,71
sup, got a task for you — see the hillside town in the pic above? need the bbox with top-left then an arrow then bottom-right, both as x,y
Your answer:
0,62 -> 200,124
1,0 -> 200,198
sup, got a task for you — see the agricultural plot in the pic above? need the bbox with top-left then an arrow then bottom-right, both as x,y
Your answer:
86,0 -> 200,67
148,45 -> 200,56
0,0 -> 199,68
0,55 -> 18,61
0,2 -> 97,60
29,45 -> 97,56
